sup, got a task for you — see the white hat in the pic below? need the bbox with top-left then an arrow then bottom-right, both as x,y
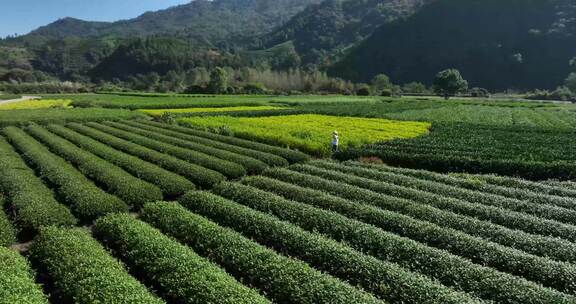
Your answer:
333,131 -> 338,135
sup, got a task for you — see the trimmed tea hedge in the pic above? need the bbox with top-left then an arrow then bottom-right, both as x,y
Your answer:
140,120 -> 307,164
335,123 -> 576,180
3,127 -> 128,222
118,120 -> 268,174
179,191 -> 481,304
0,197 -> 16,246
285,164 -> 576,243
0,247 -> 48,303
47,124 -> 195,198
99,121 -> 246,179
94,213 -> 270,304
350,162 -> 576,212
314,161 -> 576,225
0,136 -> 76,232
67,123 -> 223,189
261,167 -> 576,263
243,176 -> 576,294
475,173 -> 576,199
30,226 -> 163,304
135,120 -> 289,167
26,125 -> 162,208
141,201 -> 383,304
213,182 -> 575,304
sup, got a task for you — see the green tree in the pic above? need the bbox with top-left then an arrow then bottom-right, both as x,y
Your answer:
402,82 -> 429,95
208,67 -> 229,94
564,72 -> 576,94
371,74 -> 392,94
433,69 -> 468,99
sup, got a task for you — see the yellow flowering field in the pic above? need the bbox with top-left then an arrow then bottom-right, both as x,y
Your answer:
179,114 -> 431,156
0,99 -> 72,110
140,106 -> 285,117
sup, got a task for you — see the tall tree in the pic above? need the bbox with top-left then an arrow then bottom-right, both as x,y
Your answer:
208,67 -> 229,94
433,69 -> 468,99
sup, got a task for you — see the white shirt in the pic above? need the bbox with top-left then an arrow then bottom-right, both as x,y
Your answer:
332,135 -> 339,145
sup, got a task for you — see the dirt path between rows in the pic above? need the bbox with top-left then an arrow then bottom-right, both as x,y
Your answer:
0,96 -> 41,106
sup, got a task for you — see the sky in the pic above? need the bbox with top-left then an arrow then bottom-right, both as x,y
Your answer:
0,0 -> 191,37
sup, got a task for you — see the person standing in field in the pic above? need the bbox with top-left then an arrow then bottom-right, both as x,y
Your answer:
332,131 -> 340,153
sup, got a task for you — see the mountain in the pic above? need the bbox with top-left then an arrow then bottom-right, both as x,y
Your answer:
18,0 -> 324,47
260,0 -> 432,65
330,0 -> 576,90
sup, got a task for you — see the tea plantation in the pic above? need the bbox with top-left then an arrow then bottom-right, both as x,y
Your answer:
0,94 -> 575,303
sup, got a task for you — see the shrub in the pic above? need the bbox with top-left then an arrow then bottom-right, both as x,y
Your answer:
46,125 -> 195,198
141,201 -> 383,304
102,121 -> 246,179
137,120 -> 290,167
346,162 -> 576,213
294,162 -> 576,242
0,197 -> 16,246
469,87 -> 490,98
26,125 -> 163,208
263,166 -> 576,263
347,161 -> 576,214
3,127 -> 128,222
213,182 -> 574,304
356,85 -> 372,96
30,227 -> 163,304
243,174 -> 576,294
120,120 -> 268,174
179,191 -> 480,304
94,213 -> 270,304
341,123 -> 576,180
92,122 -> 236,181
142,120 -> 308,164
67,123 -> 222,189
0,137 -> 76,233
0,247 -> 48,303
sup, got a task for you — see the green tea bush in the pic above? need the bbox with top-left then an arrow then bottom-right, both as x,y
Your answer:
350,162 -> 576,211
243,175 -> 576,294
119,120 -> 268,174
0,137 -> 76,232
67,123 -> 223,189
94,213 -> 270,304
30,227 -> 164,304
337,123 -> 576,180
138,120 -> 290,167
285,164 -> 576,243
179,191 -> 481,304
141,120 -> 309,164
46,125 -> 195,198
213,182 -> 575,304
101,121 -> 246,179
261,167 -> 576,263
454,171 -> 576,201
26,125 -> 163,208
314,161 -> 576,225
0,247 -> 48,303
3,127 -> 128,221
141,201 -> 383,304
0,197 -> 16,246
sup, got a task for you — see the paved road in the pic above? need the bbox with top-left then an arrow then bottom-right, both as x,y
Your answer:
0,96 -> 41,106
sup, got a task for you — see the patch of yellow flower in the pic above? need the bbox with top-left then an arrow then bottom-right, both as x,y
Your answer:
179,114 -> 431,156
140,106 -> 284,116
0,99 -> 72,110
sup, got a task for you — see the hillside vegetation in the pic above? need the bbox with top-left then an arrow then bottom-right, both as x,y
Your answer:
330,0 -> 576,90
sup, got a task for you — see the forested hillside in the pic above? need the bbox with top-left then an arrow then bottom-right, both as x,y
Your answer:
1,0 -> 576,91
17,0 -> 323,46
330,0 -> 576,90
261,0 -> 432,65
